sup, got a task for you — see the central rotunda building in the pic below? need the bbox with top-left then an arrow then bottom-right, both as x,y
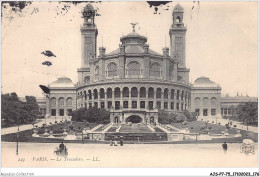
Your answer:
47,3 -> 191,124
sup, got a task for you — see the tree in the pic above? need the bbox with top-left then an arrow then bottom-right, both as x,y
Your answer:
237,102 -> 258,125
183,110 -> 195,121
71,107 -> 110,124
158,109 -> 179,124
1,93 -> 40,127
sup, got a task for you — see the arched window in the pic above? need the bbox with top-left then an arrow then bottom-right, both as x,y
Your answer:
123,87 -> 129,97
127,61 -> 141,76
131,87 -> 138,97
93,89 -> 98,99
171,89 -> 175,99
177,90 -> 180,100
148,87 -> 154,98
176,16 -> 181,23
88,90 -> 92,99
140,87 -> 146,98
195,97 -> 200,106
58,98 -> 64,107
107,88 -> 112,98
84,90 -> 87,100
164,88 -> 168,99
203,97 -> 209,106
66,98 -> 72,107
95,66 -> 99,80
150,63 -> 161,77
211,97 -> 217,106
107,62 -> 118,77
99,88 -> 105,99
114,87 -> 120,98
51,98 -> 56,107
156,88 -> 161,99
181,90 -> 184,100
84,76 -> 90,83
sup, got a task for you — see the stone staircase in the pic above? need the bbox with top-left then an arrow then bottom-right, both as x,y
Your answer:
101,123 -> 112,133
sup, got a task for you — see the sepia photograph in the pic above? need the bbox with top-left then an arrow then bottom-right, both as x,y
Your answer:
0,1 -> 259,176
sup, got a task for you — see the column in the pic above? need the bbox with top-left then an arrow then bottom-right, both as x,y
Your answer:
97,92 -> 100,108
56,99 -> 59,116
91,93 -> 94,108
120,91 -> 123,109
153,91 -> 156,109
129,92 -> 132,109
146,91 -> 149,109
137,91 -> 140,109
104,92 -> 107,109
174,92 -> 177,110
112,91 -> 115,109
162,91 -> 165,109
86,93 -> 89,109
65,98 -> 67,116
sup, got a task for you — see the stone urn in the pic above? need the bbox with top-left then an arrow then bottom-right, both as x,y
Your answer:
32,129 -> 39,137
43,129 -> 50,136
63,129 -> 68,136
49,130 -> 54,138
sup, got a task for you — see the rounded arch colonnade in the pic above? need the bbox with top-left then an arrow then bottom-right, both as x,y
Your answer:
77,85 -> 190,112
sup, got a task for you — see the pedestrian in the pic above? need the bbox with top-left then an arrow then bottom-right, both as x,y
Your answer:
222,142 -> 228,150
113,137 -> 117,146
110,138 -> 113,146
120,138 -> 124,146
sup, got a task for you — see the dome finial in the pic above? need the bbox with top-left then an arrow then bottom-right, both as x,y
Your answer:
130,22 -> 138,32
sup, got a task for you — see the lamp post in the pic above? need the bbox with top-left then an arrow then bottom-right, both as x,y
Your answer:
16,116 -> 20,155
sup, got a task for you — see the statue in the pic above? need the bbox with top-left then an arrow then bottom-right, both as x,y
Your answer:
130,22 -> 138,32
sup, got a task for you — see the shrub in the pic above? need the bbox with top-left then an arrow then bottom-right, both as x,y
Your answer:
212,121 -> 214,123
233,125 -> 237,128
190,127 -> 194,129
208,126 -> 212,129
158,109 -> 178,124
71,107 -> 110,124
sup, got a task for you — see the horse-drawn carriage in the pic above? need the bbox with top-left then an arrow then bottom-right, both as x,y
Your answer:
54,146 -> 68,156
240,139 -> 255,154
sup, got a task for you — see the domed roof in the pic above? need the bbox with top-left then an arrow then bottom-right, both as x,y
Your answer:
193,76 -> 219,88
173,3 -> 184,13
84,3 -> 94,11
120,31 -> 147,43
50,76 -> 75,88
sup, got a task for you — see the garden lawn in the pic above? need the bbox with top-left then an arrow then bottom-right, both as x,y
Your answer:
171,121 -> 238,134
36,122 -> 98,134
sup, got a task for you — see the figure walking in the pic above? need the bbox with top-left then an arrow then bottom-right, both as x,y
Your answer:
222,142 -> 228,151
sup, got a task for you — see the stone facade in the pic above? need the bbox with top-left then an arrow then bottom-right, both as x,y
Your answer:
46,77 -> 77,118
42,3 -> 257,122
190,77 -> 221,118
73,3 -> 191,124
220,95 -> 258,117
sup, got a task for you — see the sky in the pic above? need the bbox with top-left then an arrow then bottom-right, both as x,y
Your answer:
1,1 -> 258,98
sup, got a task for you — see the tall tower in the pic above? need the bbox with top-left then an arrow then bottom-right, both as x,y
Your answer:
80,4 -> 98,68
169,3 -> 187,68
78,4 -> 98,85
